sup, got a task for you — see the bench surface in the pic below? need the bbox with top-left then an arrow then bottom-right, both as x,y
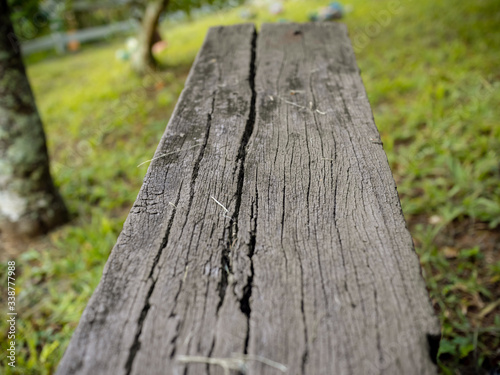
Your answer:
57,23 -> 440,375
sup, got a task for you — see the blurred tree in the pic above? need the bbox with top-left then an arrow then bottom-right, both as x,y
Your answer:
7,0 -> 42,26
131,0 -> 243,74
7,0 -> 51,39
131,0 -> 169,74
0,0 -> 69,238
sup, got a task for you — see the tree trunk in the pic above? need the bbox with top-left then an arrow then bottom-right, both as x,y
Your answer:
131,0 -> 169,75
0,0 -> 69,238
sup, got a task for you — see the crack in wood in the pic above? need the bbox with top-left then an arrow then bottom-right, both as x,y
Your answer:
297,249 -> 310,374
241,186 -> 257,357
124,95 -> 215,375
123,189 -> 178,374
235,29 -> 258,357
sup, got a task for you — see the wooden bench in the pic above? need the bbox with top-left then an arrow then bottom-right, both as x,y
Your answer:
56,23 -> 440,375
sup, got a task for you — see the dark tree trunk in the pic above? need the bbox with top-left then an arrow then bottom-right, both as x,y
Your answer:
0,0 -> 69,238
131,0 -> 169,75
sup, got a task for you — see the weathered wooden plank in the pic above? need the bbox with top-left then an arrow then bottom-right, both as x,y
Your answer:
230,23 -> 440,375
57,23 -> 440,375
56,24 -> 256,375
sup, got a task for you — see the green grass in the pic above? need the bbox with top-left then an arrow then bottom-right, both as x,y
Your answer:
1,0 -> 499,373
351,1 -> 500,371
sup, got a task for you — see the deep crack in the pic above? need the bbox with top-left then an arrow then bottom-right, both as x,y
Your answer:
226,28 -> 258,357
241,188 -> 257,355
216,28 -> 258,327
239,29 -> 258,356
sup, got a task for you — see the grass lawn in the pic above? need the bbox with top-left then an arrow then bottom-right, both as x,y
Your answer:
1,0 -> 499,373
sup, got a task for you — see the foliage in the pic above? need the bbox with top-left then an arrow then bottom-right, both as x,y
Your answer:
352,0 -> 500,371
7,0 -> 48,38
349,0 -> 500,372
7,0 -> 42,22
0,0 -> 499,374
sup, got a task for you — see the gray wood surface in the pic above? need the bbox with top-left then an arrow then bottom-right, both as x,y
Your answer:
57,23 -> 440,375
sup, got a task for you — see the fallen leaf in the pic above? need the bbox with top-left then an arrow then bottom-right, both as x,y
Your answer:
443,246 -> 458,259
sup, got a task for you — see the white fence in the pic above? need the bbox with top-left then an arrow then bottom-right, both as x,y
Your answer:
21,19 -> 139,55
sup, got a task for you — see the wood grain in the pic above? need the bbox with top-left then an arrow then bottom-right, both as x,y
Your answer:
57,23 -> 440,375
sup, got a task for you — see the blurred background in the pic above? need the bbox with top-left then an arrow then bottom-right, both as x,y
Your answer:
0,0 -> 499,374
